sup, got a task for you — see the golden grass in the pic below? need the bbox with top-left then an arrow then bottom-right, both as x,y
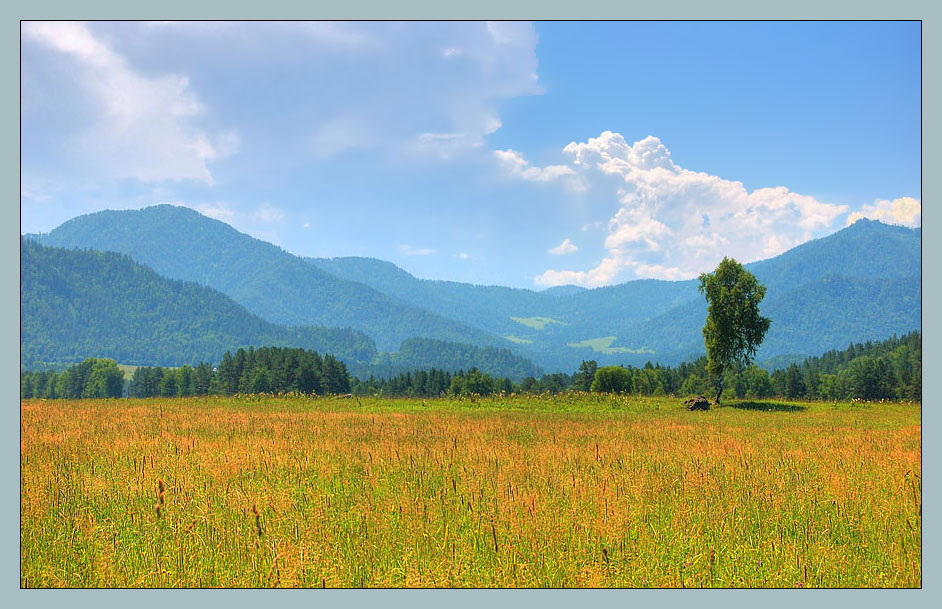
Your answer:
20,395 -> 920,588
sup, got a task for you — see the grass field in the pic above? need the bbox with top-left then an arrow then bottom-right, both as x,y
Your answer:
20,394 -> 921,588
509,316 -> 564,331
566,336 -> 654,355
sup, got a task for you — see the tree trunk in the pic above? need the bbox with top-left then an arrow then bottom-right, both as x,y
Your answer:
715,378 -> 724,405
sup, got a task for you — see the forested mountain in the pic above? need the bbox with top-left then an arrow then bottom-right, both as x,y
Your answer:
29,206 -> 921,372
29,205 -> 503,351
746,219 -> 921,292
21,239 -> 376,368
307,256 -> 700,337
308,255 -> 555,337
21,239 -> 545,379
347,337 -> 543,381
310,218 -> 920,368
614,273 -> 921,366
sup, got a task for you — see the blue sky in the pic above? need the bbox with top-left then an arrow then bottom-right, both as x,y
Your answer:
21,21 -> 921,288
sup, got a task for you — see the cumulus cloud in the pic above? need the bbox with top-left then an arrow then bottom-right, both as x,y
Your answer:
399,244 -> 436,256
493,149 -> 575,181
548,238 -> 578,255
22,21 -> 236,184
535,131 -> 851,287
847,197 -> 921,227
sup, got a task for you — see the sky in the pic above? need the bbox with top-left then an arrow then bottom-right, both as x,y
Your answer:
21,21 -> 921,289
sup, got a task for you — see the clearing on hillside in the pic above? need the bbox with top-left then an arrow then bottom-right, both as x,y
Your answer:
567,336 -> 654,355
510,316 -> 565,331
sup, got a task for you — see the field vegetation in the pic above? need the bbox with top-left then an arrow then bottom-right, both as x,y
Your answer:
21,394 -> 920,588
566,336 -> 653,355
510,316 -> 565,331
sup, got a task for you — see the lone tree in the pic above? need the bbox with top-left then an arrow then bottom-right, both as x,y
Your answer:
698,257 -> 771,404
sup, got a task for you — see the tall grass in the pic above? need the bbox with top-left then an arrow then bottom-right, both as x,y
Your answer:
21,395 -> 920,587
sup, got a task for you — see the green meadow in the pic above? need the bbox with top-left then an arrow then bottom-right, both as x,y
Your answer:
21,394 -> 920,588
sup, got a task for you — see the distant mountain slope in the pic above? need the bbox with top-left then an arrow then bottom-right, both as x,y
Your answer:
21,239 -> 377,368
758,273 -> 921,357
542,285 -> 588,297
306,258 -> 703,349
746,219 -> 921,294
615,273 -> 921,365
30,206 -> 921,371
307,256 -> 553,336
30,205 -> 503,351
309,219 -> 920,368
348,338 -> 543,381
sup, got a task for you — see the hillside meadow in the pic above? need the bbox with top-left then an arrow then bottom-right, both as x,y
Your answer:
20,394 -> 920,588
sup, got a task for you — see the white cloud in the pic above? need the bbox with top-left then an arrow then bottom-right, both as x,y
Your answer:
254,203 -> 285,224
300,22 -> 541,159
548,238 -> 578,255
399,244 -> 436,256
457,252 -> 470,260
21,181 -> 51,203
412,132 -> 474,159
493,149 -> 575,182
23,21 -> 542,179
535,131 -> 852,287
847,197 -> 921,228
193,202 -> 284,243
312,114 -> 379,158
195,201 -> 234,221
300,22 -> 372,48
22,21 -> 237,184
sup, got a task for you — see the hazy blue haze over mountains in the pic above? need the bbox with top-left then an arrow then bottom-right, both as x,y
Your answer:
27,205 -> 920,373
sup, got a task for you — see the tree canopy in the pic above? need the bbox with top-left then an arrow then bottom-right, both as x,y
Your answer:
698,257 -> 771,403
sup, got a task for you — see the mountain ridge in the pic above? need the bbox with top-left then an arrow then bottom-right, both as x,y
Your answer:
20,238 -> 377,368
30,205 -> 504,352
29,206 -> 921,371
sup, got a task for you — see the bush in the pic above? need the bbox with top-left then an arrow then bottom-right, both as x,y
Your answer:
591,366 -> 631,393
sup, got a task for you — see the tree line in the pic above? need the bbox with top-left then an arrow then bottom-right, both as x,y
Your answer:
348,332 -> 920,400
20,346 -> 352,399
20,358 -> 125,399
21,332 -> 919,402
768,331 -> 920,401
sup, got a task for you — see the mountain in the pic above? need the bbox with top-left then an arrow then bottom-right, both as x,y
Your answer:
542,285 -> 588,297
22,238 -> 546,379
758,273 -> 921,358
309,219 -> 920,368
307,256 -> 553,337
21,239 -> 376,368
29,207 -> 921,372
746,219 -> 921,293
347,338 -> 543,381
29,205 -> 502,351
616,273 -> 920,366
